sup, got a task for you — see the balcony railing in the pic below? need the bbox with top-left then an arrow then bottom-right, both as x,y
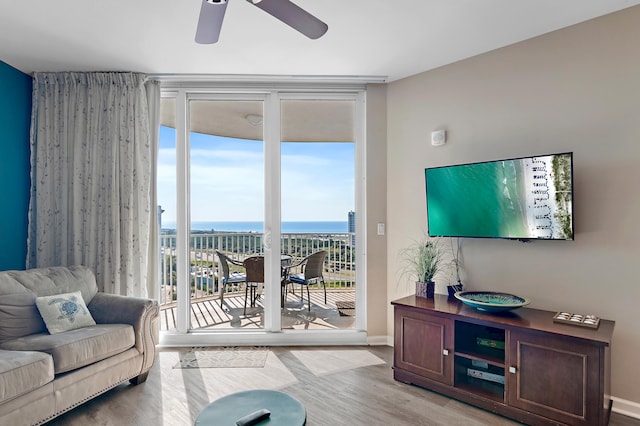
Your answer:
160,231 -> 356,307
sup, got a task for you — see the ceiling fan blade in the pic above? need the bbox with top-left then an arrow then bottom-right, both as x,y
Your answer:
195,0 -> 228,44
247,0 -> 328,40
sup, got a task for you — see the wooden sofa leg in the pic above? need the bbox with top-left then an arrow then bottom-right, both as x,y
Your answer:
130,372 -> 149,385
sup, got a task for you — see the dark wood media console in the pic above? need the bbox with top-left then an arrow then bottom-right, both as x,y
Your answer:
392,295 -> 614,426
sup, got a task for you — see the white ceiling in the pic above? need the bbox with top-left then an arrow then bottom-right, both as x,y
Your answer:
1,0 -> 639,82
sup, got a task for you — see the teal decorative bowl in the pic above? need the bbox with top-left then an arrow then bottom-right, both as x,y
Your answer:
454,291 -> 530,312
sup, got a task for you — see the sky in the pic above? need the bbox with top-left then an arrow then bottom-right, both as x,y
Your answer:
158,126 -> 355,223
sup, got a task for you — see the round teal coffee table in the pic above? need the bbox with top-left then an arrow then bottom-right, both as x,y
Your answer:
195,389 -> 306,425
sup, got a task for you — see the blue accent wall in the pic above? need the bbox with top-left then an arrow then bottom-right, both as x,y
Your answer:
0,61 -> 32,271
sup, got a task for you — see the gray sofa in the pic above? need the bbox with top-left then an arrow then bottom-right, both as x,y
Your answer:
0,266 -> 159,425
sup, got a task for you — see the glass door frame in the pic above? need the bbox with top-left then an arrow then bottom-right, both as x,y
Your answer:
277,92 -> 367,334
159,85 -> 367,347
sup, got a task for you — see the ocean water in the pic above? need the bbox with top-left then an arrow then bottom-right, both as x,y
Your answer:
426,160 -> 527,238
162,221 -> 348,233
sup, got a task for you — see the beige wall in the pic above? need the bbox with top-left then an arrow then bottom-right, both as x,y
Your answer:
365,83 -> 388,340
385,6 -> 640,404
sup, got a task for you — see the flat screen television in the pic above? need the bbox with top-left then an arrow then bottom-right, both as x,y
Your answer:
425,152 -> 574,240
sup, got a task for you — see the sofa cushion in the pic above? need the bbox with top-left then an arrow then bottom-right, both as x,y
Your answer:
0,349 -> 54,402
0,266 -> 100,343
36,291 -> 96,334
0,293 -> 47,343
0,265 -> 99,300
0,324 -> 135,374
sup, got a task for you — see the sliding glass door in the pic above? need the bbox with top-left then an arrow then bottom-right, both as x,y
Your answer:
188,99 -> 266,331
157,87 -> 365,344
280,98 -> 357,331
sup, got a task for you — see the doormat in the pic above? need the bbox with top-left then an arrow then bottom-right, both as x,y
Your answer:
335,301 -> 355,317
173,346 -> 269,369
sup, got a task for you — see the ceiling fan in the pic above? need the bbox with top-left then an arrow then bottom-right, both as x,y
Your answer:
195,0 -> 328,44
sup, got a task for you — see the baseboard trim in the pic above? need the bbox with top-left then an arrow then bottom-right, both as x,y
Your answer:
158,330 -> 368,347
612,396 -> 640,420
365,335 -> 389,345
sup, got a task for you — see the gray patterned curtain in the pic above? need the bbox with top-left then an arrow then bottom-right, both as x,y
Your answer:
27,72 -> 160,298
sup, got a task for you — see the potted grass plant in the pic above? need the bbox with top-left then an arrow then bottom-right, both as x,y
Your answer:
400,237 -> 446,298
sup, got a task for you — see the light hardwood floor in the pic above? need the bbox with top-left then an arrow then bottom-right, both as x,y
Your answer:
48,346 -> 638,426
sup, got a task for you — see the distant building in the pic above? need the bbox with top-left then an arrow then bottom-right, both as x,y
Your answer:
158,205 -> 164,230
348,211 -> 355,246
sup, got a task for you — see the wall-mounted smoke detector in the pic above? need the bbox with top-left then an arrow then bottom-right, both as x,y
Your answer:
431,129 -> 446,146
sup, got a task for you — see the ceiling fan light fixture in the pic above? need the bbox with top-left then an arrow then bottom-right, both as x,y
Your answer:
195,0 -> 228,44
247,0 -> 328,40
246,114 -> 263,126
195,0 -> 327,45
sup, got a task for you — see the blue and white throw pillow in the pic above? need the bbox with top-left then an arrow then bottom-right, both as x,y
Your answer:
35,291 -> 96,334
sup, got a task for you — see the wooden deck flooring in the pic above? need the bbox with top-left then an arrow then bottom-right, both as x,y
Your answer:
160,289 -> 356,331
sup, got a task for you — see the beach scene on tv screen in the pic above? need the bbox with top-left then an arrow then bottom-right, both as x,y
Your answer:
426,153 -> 573,240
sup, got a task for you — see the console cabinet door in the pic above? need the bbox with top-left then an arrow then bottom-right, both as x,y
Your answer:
394,307 -> 453,385
507,329 -> 603,426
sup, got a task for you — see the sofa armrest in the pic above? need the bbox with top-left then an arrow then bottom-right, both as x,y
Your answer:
88,293 -> 159,375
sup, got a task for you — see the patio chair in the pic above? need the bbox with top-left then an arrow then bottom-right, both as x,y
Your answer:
285,250 -> 327,311
215,250 -> 246,308
243,256 -> 265,315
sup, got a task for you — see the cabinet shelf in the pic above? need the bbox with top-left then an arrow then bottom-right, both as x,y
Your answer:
455,378 -> 505,403
454,351 -> 505,368
454,355 -> 505,403
455,321 -> 505,365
